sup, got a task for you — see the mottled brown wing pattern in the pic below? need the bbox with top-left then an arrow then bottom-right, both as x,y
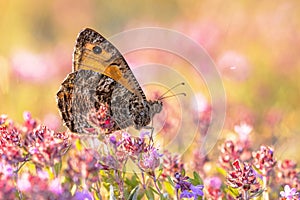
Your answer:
57,28 -> 163,135
57,70 -> 120,134
73,28 -> 146,101
56,69 -> 160,134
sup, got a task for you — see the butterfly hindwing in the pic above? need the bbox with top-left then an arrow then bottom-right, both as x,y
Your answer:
73,28 -> 146,101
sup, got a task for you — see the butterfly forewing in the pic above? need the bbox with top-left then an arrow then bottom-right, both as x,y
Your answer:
73,28 -> 146,101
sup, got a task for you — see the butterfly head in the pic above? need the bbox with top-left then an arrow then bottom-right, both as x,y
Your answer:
148,100 -> 163,116
132,100 -> 163,130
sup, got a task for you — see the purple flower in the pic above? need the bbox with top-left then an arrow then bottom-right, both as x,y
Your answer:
109,135 -> 117,145
174,172 -> 204,199
180,190 -> 194,198
73,190 -> 94,200
280,185 -> 298,200
139,147 -> 162,171
179,185 -> 204,199
190,185 -> 204,198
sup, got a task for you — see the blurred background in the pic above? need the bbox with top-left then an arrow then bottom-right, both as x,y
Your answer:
0,0 -> 299,161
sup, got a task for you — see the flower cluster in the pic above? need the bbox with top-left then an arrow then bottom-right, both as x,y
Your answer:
226,160 -> 260,198
277,160 -> 300,190
17,172 -> 72,199
219,140 -> 243,170
252,145 -> 276,176
161,150 -> 184,180
1,113 -> 300,199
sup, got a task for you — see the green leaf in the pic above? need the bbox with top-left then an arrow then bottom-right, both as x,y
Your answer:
157,180 -> 162,190
149,186 -> 159,195
53,161 -> 62,177
145,189 -> 155,200
193,171 -> 203,185
167,176 -> 175,187
249,189 -> 264,198
128,185 -> 139,200
181,168 -> 186,176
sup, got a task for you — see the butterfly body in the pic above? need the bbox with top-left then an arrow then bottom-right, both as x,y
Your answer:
57,28 -> 162,135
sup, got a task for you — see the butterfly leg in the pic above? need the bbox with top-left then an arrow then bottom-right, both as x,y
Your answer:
142,125 -> 155,144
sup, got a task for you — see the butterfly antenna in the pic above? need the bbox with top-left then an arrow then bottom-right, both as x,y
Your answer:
159,92 -> 186,100
158,82 -> 185,100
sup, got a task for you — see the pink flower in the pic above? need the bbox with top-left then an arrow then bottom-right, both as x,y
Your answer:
204,176 -> 223,199
226,160 -> 260,196
17,173 -> 31,192
277,159 -> 299,189
219,140 -> 242,170
217,51 -> 250,81
43,113 -> 61,130
252,145 -> 276,176
161,150 -> 184,180
49,178 -> 63,195
11,50 -> 58,82
234,122 -> 252,141
280,185 -> 298,200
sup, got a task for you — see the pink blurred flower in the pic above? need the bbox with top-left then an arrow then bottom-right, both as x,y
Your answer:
17,171 -> 71,199
23,111 -> 37,131
0,178 -> 16,199
161,150 -> 184,180
219,140 -> 242,170
277,159 -> 300,190
17,173 -> 31,192
174,20 -> 222,53
65,148 -> 101,185
49,178 -> 63,195
204,176 -> 223,199
217,51 -> 250,81
43,113 -> 61,130
234,122 -> 252,142
192,93 -> 211,135
11,50 -> 59,82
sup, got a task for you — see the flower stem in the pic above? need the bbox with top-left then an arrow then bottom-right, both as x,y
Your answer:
141,171 -> 146,189
262,175 -> 269,200
243,190 -> 249,200
153,173 -> 162,195
176,189 -> 180,200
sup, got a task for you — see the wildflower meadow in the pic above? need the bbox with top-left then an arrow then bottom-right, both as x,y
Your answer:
1,0 -> 300,199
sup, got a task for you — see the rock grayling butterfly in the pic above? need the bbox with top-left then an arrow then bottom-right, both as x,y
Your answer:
56,28 -> 163,135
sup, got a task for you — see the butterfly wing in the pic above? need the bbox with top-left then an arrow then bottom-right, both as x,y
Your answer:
57,70 -> 121,134
73,28 -> 146,101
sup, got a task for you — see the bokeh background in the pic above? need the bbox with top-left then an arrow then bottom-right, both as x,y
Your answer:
0,0 -> 299,161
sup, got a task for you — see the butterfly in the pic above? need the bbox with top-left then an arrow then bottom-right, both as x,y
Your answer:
56,28 -> 163,135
